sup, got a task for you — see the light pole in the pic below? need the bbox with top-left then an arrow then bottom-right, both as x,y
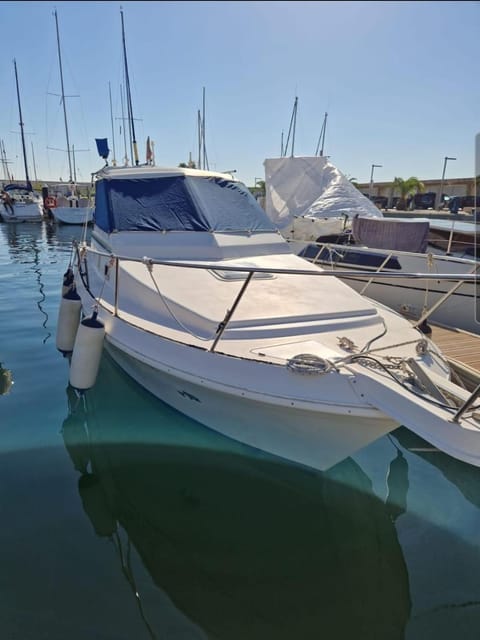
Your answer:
437,156 -> 456,210
369,164 -> 382,199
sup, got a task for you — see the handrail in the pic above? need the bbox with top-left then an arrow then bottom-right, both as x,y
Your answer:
209,272 -> 254,352
452,381 -> 480,422
75,243 -> 479,282
358,251 -> 395,295
75,241 -> 480,420
412,262 -> 480,329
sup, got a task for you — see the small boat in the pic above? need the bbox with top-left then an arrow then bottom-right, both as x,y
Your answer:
59,161 -> 480,473
50,195 -> 93,225
0,61 -> 44,223
46,10 -> 93,226
0,183 -> 44,223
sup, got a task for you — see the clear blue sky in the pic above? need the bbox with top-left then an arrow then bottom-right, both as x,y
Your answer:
0,1 -> 478,187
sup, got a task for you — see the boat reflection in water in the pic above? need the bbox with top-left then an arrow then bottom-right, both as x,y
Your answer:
61,352 -> 411,639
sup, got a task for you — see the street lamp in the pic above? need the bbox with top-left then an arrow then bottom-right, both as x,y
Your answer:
437,156 -> 456,210
369,164 -> 382,199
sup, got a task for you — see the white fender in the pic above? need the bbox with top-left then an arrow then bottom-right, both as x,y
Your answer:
69,312 -> 105,391
56,287 -> 82,354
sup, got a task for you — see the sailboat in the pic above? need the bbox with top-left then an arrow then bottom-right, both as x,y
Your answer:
0,60 -> 44,223
47,9 -> 93,226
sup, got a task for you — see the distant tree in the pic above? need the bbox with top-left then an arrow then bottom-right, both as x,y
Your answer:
178,159 -> 197,169
392,176 -> 425,210
249,179 -> 265,196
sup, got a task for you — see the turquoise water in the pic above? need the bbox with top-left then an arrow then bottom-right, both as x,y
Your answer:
1,222 -> 480,639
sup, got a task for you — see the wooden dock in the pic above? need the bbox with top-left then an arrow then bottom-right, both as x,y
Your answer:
428,323 -> 480,390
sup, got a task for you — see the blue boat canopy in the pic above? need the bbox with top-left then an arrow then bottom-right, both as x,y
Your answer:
4,182 -> 32,192
94,175 -> 277,233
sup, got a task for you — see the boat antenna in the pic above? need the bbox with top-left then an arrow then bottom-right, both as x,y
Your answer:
13,58 -> 31,188
53,9 -> 73,183
315,111 -> 328,157
108,82 -> 117,166
120,7 -> 139,166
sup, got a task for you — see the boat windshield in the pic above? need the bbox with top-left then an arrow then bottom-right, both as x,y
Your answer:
94,175 -> 278,234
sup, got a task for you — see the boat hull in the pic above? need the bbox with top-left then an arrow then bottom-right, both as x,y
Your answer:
103,336 -> 398,473
296,244 -> 479,334
51,206 -> 93,225
338,272 -> 476,333
0,202 -> 43,222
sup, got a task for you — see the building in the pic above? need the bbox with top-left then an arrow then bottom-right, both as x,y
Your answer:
357,176 -> 476,210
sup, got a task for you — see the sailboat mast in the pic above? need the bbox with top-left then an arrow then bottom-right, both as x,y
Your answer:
31,142 -> 38,181
72,145 -> 77,183
108,82 -> 117,166
315,112 -> 328,157
320,111 -> 328,156
202,87 -> 206,171
197,109 -> 202,169
0,139 -> 11,181
54,9 -> 73,183
120,7 -> 139,166
13,58 -> 30,186
120,83 -> 128,166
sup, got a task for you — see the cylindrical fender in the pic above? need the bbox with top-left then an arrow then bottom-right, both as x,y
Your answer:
69,312 -> 105,391
56,287 -> 82,354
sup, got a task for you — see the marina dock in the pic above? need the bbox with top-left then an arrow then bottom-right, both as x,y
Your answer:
430,323 -> 480,390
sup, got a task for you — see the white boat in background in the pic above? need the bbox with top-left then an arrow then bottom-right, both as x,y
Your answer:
0,183 -> 44,222
0,61 -> 44,223
49,195 -> 94,225
57,163 -> 480,474
46,10 -> 93,226
264,156 -> 480,335
264,156 -> 383,242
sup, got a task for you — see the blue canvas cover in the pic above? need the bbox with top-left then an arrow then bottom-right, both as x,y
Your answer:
94,175 -> 277,233
4,182 -> 32,192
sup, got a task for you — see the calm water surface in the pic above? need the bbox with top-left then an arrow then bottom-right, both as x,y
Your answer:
1,221 -> 480,639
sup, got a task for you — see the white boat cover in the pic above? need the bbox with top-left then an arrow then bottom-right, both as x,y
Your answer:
264,156 -> 384,229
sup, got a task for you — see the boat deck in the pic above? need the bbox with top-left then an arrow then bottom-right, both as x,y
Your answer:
429,323 -> 480,389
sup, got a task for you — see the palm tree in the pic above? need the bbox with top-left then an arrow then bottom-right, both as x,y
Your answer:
346,176 -> 361,190
392,177 -> 425,210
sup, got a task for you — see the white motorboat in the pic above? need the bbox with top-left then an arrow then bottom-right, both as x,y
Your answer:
50,195 -> 94,225
265,156 -> 480,335
58,164 -> 480,473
